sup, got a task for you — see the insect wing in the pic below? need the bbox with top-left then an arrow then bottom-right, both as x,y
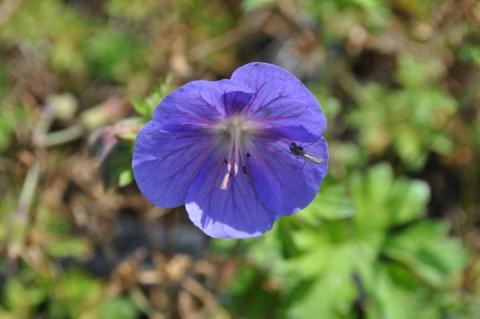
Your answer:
303,152 -> 324,164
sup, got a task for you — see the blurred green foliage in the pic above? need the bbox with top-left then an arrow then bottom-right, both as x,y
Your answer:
0,106 -> 28,153
1,0 -> 479,318
221,165 -> 470,318
349,54 -> 458,168
0,266 -> 139,319
0,203 -> 139,319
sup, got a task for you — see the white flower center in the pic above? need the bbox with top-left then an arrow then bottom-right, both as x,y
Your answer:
213,115 -> 258,190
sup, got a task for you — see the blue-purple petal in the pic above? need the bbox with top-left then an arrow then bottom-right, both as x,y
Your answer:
223,91 -> 254,115
248,136 -> 328,217
185,154 -> 276,238
153,79 -> 253,128
231,62 -> 327,136
133,121 -> 214,208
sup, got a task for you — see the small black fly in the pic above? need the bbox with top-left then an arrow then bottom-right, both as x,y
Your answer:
289,142 -> 323,164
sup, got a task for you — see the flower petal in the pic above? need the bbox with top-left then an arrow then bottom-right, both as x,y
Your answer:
223,91 -> 253,115
231,62 -> 327,136
248,136 -> 328,217
185,153 -> 276,238
252,98 -> 320,143
133,121 -> 215,208
153,79 -> 253,130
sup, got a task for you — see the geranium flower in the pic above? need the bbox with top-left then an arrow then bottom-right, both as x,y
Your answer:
133,62 -> 328,238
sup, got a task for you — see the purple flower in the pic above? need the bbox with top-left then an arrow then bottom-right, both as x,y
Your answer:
133,62 -> 328,238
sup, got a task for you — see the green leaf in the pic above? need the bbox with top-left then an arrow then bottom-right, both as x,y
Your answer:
132,76 -> 173,119
0,110 -> 14,153
305,179 -> 354,220
45,238 -> 90,258
285,242 -> 337,278
98,141 -> 133,188
242,0 -> 278,11
228,267 -> 281,319
350,164 -> 431,232
396,54 -> 443,88
100,296 -> 139,319
349,76 -> 457,170
351,164 -> 393,231
84,27 -> 147,82
384,221 -> 467,286
4,278 -> 46,316
366,265 -> 437,319
118,169 -> 133,187
389,179 -> 429,224
50,270 -> 103,318
0,106 -> 28,153
289,245 -> 359,319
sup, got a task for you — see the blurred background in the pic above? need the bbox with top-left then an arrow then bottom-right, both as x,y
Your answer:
0,0 -> 479,318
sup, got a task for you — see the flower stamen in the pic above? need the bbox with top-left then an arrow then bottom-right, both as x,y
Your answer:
220,169 -> 232,190
218,115 -> 255,190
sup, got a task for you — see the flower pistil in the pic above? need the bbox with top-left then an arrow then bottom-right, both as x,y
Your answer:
215,115 -> 257,190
